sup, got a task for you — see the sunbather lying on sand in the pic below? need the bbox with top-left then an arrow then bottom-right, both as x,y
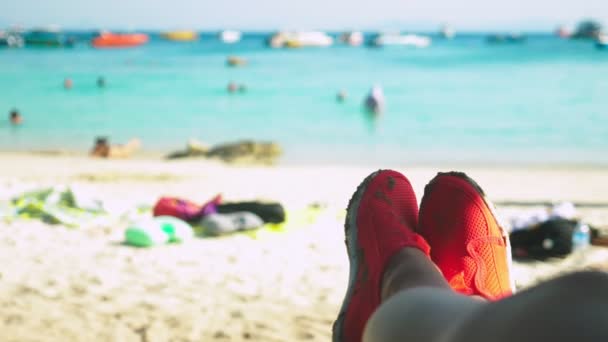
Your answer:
90,137 -> 141,158
334,169 -> 608,342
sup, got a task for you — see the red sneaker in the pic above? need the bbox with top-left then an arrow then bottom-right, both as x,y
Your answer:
333,170 -> 430,342
418,172 -> 514,300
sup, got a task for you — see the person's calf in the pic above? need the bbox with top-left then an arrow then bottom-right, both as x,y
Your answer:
451,271 -> 608,342
381,248 -> 450,301
364,287 -> 484,342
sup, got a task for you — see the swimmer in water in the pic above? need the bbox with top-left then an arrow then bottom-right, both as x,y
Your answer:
9,109 -> 23,125
97,76 -> 106,88
64,78 -> 73,90
337,90 -> 348,102
364,85 -> 385,114
227,82 -> 239,93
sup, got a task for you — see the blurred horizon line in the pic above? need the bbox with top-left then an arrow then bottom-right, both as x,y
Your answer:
0,27 -> 593,35
1,17 -> 604,34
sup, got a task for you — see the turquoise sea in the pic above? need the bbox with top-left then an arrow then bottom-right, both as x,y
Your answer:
1,33 -> 607,165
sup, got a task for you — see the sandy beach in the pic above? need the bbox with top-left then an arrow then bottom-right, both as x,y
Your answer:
1,153 -> 608,341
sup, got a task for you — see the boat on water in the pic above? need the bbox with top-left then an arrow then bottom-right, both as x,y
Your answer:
486,33 -> 526,44
339,31 -> 364,46
24,27 -> 73,47
268,31 -> 333,48
370,32 -> 431,48
0,31 -> 24,48
440,25 -> 456,39
161,30 -> 198,41
555,25 -> 572,39
596,34 -> 608,49
571,20 -> 602,39
219,30 -> 242,44
92,32 -> 149,48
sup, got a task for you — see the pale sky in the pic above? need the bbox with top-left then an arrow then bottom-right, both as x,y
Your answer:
3,0 -> 608,31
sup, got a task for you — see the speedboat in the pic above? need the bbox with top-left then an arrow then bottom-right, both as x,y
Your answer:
161,30 -> 198,41
555,25 -> 571,39
440,25 -> 456,39
268,31 -> 333,48
24,27 -> 72,47
92,32 -> 149,48
339,31 -> 364,46
219,30 -> 242,44
486,33 -> 526,44
0,31 -> 24,48
371,32 -> 431,48
267,32 -> 286,48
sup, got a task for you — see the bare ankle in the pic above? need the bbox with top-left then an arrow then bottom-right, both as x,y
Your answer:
381,248 -> 450,301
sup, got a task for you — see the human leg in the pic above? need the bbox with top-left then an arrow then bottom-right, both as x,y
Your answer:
365,270 -> 608,342
332,170 -> 439,342
361,171 -> 608,342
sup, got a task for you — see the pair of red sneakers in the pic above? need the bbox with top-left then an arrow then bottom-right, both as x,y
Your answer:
333,170 -> 514,342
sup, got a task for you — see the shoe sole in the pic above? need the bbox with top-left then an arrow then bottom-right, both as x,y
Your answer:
427,171 -> 516,295
332,170 -> 381,342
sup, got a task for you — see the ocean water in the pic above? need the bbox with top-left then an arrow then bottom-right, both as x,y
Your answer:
1,33 -> 607,165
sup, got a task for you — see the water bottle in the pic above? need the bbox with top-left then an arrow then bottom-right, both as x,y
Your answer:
572,222 -> 591,251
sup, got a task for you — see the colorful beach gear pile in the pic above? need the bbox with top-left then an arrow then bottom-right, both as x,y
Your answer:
0,186 -> 321,249
124,195 -> 288,247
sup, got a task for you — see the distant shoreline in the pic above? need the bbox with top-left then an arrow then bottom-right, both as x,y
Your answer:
1,150 -> 608,170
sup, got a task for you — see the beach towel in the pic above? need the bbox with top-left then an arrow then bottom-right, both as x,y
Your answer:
11,186 -> 106,227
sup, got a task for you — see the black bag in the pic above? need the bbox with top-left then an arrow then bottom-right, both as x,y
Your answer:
217,201 -> 286,224
510,219 -> 577,260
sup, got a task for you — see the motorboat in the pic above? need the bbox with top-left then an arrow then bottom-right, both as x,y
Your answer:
92,32 -> 149,48
161,30 -> 198,41
24,27 -> 72,47
486,33 -> 526,44
571,20 -> 602,39
268,31 -> 333,48
219,30 -> 242,44
555,25 -> 572,39
339,31 -> 364,46
371,32 -> 431,48
289,31 -> 333,47
0,31 -> 24,48
440,25 -> 455,39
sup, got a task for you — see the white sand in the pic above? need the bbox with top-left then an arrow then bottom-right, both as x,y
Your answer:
1,153 -> 607,341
